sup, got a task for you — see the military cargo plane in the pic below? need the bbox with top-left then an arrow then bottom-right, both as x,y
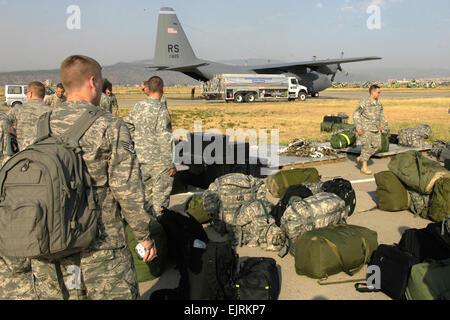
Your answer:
149,7 -> 382,96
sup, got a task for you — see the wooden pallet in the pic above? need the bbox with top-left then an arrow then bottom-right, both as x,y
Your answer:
342,144 -> 432,158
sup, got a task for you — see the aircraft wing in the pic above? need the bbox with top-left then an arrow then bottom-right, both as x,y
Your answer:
146,62 -> 209,71
249,57 -> 382,72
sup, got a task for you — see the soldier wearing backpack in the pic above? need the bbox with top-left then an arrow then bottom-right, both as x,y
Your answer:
1,55 -> 157,300
0,113 -> 35,300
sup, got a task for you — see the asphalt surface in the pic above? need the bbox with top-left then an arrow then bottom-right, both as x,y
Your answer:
138,154 -> 435,300
117,89 -> 450,107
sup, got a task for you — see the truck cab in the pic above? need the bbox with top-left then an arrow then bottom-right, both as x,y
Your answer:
4,85 -> 55,107
287,77 -> 308,101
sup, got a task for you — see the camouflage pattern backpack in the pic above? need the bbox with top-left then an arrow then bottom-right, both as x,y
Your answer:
280,192 -> 349,254
398,124 -> 432,148
408,189 -> 432,219
202,173 -> 269,234
234,199 -> 287,254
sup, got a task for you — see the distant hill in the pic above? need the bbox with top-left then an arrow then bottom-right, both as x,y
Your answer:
0,60 -> 199,87
0,58 -> 449,86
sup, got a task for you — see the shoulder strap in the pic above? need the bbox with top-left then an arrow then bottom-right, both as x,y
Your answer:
62,107 -> 104,146
35,112 -> 52,142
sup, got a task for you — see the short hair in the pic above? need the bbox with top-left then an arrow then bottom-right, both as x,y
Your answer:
27,81 -> 45,99
102,78 -> 112,93
60,55 -> 102,92
147,76 -> 164,94
369,84 -> 380,94
56,83 -> 64,90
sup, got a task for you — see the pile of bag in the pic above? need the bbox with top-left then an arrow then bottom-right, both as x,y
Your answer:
148,208 -> 281,301
320,113 -> 356,133
195,171 -> 357,258
201,173 -> 287,254
398,124 -> 432,148
356,216 -> 450,300
375,150 -> 450,222
430,140 -> 450,163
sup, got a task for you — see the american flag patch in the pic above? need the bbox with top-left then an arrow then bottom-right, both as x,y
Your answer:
168,27 -> 178,34
8,126 -> 16,137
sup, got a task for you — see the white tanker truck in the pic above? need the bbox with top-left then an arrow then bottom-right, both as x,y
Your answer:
201,74 -> 308,103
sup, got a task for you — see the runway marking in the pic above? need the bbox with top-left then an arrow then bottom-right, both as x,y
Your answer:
350,178 -> 376,184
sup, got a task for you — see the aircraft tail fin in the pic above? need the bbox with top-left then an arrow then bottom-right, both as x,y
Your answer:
153,7 -> 200,68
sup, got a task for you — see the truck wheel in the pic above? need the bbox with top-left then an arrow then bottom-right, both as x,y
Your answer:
298,92 -> 307,101
234,93 -> 244,103
311,92 -> 319,98
245,92 -> 256,103
11,101 -> 22,108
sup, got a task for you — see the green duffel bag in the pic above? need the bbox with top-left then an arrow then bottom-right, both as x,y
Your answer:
184,194 -> 212,224
126,219 -> 168,282
266,168 -> 321,198
330,131 -> 357,149
375,171 -> 411,211
375,133 -> 390,154
388,150 -> 450,194
321,122 -> 334,132
428,178 -> 450,222
331,123 -> 356,132
295,224 -> 378,279
405,259 -> 450,300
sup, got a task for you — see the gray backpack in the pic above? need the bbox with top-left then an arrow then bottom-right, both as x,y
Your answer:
0,108 -> 103,260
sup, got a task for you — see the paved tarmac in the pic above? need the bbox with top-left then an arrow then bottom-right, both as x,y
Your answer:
138,154 -> 434,300
117,89 -> 450,107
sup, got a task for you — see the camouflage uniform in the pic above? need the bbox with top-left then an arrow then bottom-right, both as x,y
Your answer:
108,93 -> 119,115
0,113 -> 34,300
125,97 -> 174,215
7,99 -> 52,151
44,94 -> 67,107
99,93 -> 112,113
28,100 -> 152,300
353,97 -> 388,162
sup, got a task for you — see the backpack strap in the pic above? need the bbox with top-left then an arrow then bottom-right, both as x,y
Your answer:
62,107 -> 104,147
35,112 -> 52,142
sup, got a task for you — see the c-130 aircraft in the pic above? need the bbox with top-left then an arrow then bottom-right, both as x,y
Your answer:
149,7 -> 381,96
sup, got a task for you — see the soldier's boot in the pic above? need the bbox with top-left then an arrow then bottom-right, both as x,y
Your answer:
360,161 -> 373,175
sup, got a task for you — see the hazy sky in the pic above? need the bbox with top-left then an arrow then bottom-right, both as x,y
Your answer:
0,0 -> 449,72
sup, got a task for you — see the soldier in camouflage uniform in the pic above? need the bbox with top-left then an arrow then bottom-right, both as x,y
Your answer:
125,77 -> 176,216
44,83 -> 67,107
353,85 -> 388,175
8,81 -> 52,151
105,84 -> 119,116
0,113 -> 35,300
99,92 -> 112,113
25,55 -> 157,300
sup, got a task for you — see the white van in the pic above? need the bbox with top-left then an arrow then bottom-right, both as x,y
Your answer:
4,84 -> 55,107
